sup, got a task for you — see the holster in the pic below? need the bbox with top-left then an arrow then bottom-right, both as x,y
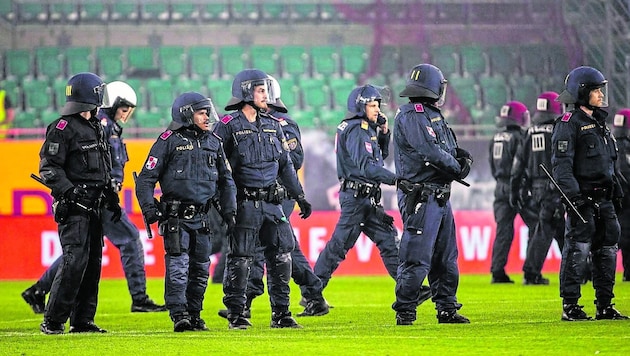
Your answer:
164,200 -> 182,256
53,199 -> 70,224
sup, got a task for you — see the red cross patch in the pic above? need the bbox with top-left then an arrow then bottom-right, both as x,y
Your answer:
145,156 -> 158,170
365,142 -> 373,154
426,126 -> 436,137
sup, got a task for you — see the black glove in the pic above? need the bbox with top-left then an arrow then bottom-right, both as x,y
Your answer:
457,157 -> 472,179
106,204 -> 122,222
374,205 -> 394,226
65,186 -> 87,203
296,196 -> 312,219
455,147 -> 473,161
143,205 -> 163,225
222,211 -> 236,236
396,179 -> 415,194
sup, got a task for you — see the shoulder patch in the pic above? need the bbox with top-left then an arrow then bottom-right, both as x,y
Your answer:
426,126 -> 436,137
145,156 -> 158,170
100,117 -> 108,127
221,114 -> 234,124
55,119 -> 68,131
561,112 -> 572,122
277,117 -> 288,126
361,120 -> 369,130
337,121 -> 348,131
160,130 -> 173,140
414,103 -> 424,113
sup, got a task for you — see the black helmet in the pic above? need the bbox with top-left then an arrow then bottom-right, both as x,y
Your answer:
225,69 -> 273,111
61,72 -> 105,116
399,63 -> 447,106
345,84 -> 384,119
169,91 -> 218,130
557,66 -> 608,107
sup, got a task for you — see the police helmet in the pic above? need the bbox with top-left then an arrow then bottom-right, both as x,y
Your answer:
557,66 -> 608,107
613,108 -> 630,137
169,91 -> 218,130
267,75 -> 288,113
225,69 -> 273,111
496,101 -> 530,128
61,72 -> 105,116
102,81 -> 137,123
531,91 -> 563,125
399,63 -> 447,106
345,84 -> 384,119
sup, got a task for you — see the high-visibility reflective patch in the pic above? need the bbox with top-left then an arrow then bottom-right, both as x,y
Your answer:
426,126 -> 436,137
414,103 -> 424,112
160,130 -> 173,140
55,119 -> 68,130
561,112 -> 572,122
365,142 -> 373,154
145,156 -> 158,170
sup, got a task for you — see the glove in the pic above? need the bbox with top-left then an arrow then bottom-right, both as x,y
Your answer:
374,205 -> 394,226
143,205 -> 163,225
567,195 -> 588,222
457,157 -> 472,179
296,196 -> 312,219
222,211 -> 236,236
455,147 -> 473,161
65,186 -> 87,203
106,204 -> 122,222
396,179 -> 415,194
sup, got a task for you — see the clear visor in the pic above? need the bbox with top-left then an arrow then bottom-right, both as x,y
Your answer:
192,98 -> 220,124
241,78 -> 275,104
589,83 -> 608,108
436,82 -> 447,107
119,107 -> 135,124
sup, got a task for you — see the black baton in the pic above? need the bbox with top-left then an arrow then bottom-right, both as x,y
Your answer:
539,163 -> 587,224
424,162 -> 470,187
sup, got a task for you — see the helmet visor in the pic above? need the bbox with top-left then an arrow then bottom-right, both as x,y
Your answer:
586,83 -> 608,108
241,78 -> 274,104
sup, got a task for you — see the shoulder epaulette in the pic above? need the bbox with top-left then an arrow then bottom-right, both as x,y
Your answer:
561,112 -> 572,122
414,103 -> 425,113
160,130 -> 173,140
361,120 -> 369,130
55,119 -> 68,131
221,114 -> 234,124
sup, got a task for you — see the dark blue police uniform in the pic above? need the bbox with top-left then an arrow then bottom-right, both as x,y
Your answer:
615,135 -> 630,281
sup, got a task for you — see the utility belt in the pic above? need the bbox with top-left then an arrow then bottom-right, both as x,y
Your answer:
53,186 -> 104,223
341,179 -> 382,201
401,182 -> 451,212
238,184 -> 287,204
582,186 -> 612,202
162,200 -> 210,220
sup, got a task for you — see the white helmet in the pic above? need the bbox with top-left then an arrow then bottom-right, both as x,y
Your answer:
267,75 -> 287,113
102,81 -> 137,122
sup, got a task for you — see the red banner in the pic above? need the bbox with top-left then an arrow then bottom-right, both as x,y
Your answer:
0,210 -> 576,280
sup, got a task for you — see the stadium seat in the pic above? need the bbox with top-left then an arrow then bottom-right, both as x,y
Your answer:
519,43 -> 548,77
318,108 -> 345,130
109,2 -> 139,23
479,73 -> 508,108
1,78 -> 22,111
159,46 -> 186,79
320,3 -> 343,22
378,45 -> 400,78
79,0 -> 109,22
547,44 -> 570,75
96,47 -> 124,80
64,47 -> 93,76
510,74 -> 540,107
487,45 -> 519,78
35,47 -> 64,80
260,3 -> 288,21
52,77 -> 67,111
299,77 -> 331,110
340,45 -> 368,77
399,46 -> 425,75
430,45 -> 459,77
280,45 -> 308,77
145,78 -> 174,111
250,45 -> 278,75
22,79 -> 53,112
470,104 -> 498,135
231,2 -> 260,22
460,44 -> 487,78
124,78 -> 145,109
311,45 -> 339,77
49,2 -> 79,23
291,107 -> 318,129
189,46 -> 217,79
219,45 -> 247,78
289,3 -> 319,22
170,3 -> 199,22
449,74 -> 480,109
13,110 -> 38,129
200,3 -> 230,22
278,78 -> 299,110
5,49 -> 32,81
174,78 -> 205,96
328,77 -> 356,108
140,3 -> 170,22
206,79 -> 234,113
127,46 -> 156,72
0,1 -> 16,23
40,110 -> 60,126
18,2 -> 48,23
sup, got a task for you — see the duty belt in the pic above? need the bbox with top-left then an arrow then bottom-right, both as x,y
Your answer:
341,179 -> 381,199
582,187 -> 611,202
165,202 -> 209,219
238,185 -> 287,204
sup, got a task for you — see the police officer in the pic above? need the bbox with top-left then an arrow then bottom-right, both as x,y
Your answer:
552,66 -> 627,321
217,75 -> 328,320
213,69 -> 312,330
510,92 -> 566,285
135,92 -> 237,332
489,100 -> 537,283
392,64 -> 471,325
38,72 -> 120,334
612,108 -> 630,282
22,81 -> 166,314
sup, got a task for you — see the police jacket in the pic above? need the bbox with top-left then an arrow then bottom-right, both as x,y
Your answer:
616,135 -> 630,198
489,125 -> 524,181
393,102 -> 460,184
98,109 -> 128,184
269,109 -> 304,171
39,114 -> 111,199
335,115 -> 396,186
551,108 -> 617,198
511,120 -> 555,189
135,126 -> 236,213
213,110 -> 305,199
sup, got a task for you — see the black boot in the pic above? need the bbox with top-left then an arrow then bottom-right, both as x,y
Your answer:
271,311 -> 302,328
22,284 -> 46,314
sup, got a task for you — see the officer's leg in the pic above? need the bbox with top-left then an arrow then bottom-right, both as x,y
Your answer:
164,227 -> 191,319
247,245 -> 266,307
38,257 -> 61,293
591,202 -> 620,306
312,192 -> 364,289
292,238 -> 324,301
102,209 -> 148,302
559,206 -> 595,305
186,227 -> 211,315
618,207 -> 630,280
490,189 -> 517,278
363,208 -> 398,280
523,195 -> 555,282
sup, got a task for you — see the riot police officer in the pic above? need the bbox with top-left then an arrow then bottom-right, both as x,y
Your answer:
22,81 -> 166,315
552,66 -> 627,321
392,63 -> 471,325
136,92 -> 237,332
510,92 -> 565,285
213,69 -> 312,329
217,75 -> 328,320
38,72 -> 120,334
489,100 -> 536,283
612,108 -> 630,282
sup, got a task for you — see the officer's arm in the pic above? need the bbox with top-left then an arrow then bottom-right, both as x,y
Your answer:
551,121 -> 580,197
377,129 -> 391,160
216,143 -> 237,214
285,122 -> 304,171
39,126 -> 74,198
404,117 -> 460,176
346,125 -> 396,185
135,140 -> 166,212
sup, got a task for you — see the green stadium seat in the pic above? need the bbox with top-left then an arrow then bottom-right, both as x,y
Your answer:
189,46 -> 217,79
124,78 -> 145,109
470,104 -> 498,135
13,110 -> 38,129
231,2 -> 260,22
127,46 -> 156,71
430,45 -> 459,77
49,2 -> 79,23
80,1 -> 109,22
35,47 -> 64,80
291,108 -> 318,129
159,46 -> 186,79
289,4 -> 318,22
250,45 -> 278,75
318,108 -> 345,130
299,77 -> 330,109
1,78 -> 22,110
479,73 -> 508,108
140,3 -> 170,22
378,45 -> 400,78
134,108 -> 167,138
519,44 -> 548,77
5,49 -> 32,81
260,3 -> 288,20
320,3 -> 343,22
109,3 -> 139,23
277,78 -> 299,111
145,78 -> 174,111
547,44 -> 570,75
41,110 -> 60,126
487,45 -> 518,77
200,3 -> 230,22
0,1 -> 16,23
96,47 -> 124,80
280,45 -> 308,77
328,77 -> 356,108
171,3 -> 199,22
542,74 -> 565,93
219,46 -> 247,78
460,44 -> 487,78
449,74 -> 480,109
174,78 -> 205,96
22,79 -> 53,111
206,79 -> 234,113
341,45 -> 368,77
65,47 -> 93,75
510,74 -> 540,107
311,45 -> 339,77
52,77 -> 67,111
19,2 -> 48,23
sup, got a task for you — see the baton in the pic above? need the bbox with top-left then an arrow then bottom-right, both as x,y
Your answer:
539,164 -> 587,224
424,162 -> 470,187
30,173 -> 94,212
132,171 -> 153,239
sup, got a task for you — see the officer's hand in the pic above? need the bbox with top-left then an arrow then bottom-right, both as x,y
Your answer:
455,147 -> 473,161
143,205 -> 163,225
396,179 -> 415,194
457,157 -> 472,179
65,186 -> 87,203
297,196 -> 312,219
509,191 -> 519,209
374,205 -> 394,226
222,211 -> 236,236
376,113 -> 388,133
567,195 -> 588,221
107,203 -> 122,223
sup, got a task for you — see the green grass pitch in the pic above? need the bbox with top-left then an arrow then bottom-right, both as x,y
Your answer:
2,274 -> 629,355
